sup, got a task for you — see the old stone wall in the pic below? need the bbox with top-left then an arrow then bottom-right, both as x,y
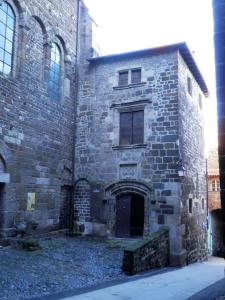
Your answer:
75,51 -> 182,255
178,53 -> 208,264
122,228 -> 169,275
0,0 -> 89,235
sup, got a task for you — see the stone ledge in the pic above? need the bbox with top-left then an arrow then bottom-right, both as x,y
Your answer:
112,144 -> 147,150
113,82 -> 147,90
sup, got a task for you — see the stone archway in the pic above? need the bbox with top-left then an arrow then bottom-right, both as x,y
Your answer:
105,180 -> 152,237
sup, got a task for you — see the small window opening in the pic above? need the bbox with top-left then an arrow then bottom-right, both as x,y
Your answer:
118,70 -> 128,86
189,198 -> 193,213
131,68 -> 141,84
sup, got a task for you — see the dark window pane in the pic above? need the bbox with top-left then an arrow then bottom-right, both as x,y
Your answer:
188,77 -> 192,96
132,110 -> 144,144
120,112 -> 132,145
189,198 -> 193,213
131,69 -> 141,84
119,71 -> 128,86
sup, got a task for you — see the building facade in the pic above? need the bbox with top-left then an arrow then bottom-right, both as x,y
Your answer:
207,148 -> 223,256
0,0 -> 209,266
75,43 -> 209,265
213,0 -> 225,253
0,0 -> 91,237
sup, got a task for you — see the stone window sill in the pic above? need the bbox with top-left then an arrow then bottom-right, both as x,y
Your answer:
113,82 -> 147,90
112,144 -> 147,150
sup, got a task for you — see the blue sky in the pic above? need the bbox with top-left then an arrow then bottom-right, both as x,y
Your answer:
84,0 -> 217,151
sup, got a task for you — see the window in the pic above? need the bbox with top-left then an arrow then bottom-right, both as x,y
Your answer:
48,43 -> 61,101
131,68 -> 141,84
118,68 -> 142,87
0,2 -> 15,76
199,94 -> 203,110
187,77 -> 192,96
189,198 -> 193,213
212,179 -> 220,192
120,110 -> 144,145
202,198 -> 205,210
118,70 -> 128,86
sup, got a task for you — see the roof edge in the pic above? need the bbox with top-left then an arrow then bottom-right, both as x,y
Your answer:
88,42 -> 209,97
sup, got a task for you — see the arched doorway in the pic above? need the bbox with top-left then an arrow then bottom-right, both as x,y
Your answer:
115,194 -> 144,238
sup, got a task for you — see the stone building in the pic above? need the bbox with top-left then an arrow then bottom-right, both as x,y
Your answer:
75,43 -> 209,265
0,0 -> 209,266
213,0 -> 225,212
0,0 -> 92,237
207,148 -> 223,256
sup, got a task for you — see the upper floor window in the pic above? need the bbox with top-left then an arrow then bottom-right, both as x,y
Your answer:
212,179 -> 220,192
0,2 -> 15,76
187,76 -> 192,96
48,43 -> 61,101
131,68 -> 141,84
118,70 -> 128,86
199,94 -> 203,110
118,68 -> 142,87
120,110 -> 144,145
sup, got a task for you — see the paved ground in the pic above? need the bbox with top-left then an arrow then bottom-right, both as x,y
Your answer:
61,257 -> 225,300
0,236 -> 127,300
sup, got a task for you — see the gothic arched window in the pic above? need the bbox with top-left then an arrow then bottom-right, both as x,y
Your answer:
0,1 -> 15,76
48,43 -> 61,101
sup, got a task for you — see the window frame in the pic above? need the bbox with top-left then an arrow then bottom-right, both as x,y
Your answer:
189,198 -> 193,214
131,68 -> 142,85
0,1 -> 16,77
111,100 -> 151,149
118,70 -> 129,87
187,76 -> 192,96
119,109 -> 144,146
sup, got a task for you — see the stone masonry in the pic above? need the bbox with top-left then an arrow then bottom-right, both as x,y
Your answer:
0,0 -> 209,267
75,43 -> 209,265
0,0 -> 91,236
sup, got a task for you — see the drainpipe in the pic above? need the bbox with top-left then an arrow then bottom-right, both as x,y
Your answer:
70,0 -> 80,231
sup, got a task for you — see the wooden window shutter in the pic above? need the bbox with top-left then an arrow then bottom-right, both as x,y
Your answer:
120,112 -> 132,145
132,110 -> 144,144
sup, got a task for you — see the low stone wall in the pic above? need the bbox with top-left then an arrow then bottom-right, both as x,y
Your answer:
122,228 -> 169,275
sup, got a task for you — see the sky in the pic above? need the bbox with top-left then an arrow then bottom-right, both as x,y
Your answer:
84,0 -> 217,152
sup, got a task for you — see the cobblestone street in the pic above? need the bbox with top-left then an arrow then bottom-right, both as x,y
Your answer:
0,237 -> 126,300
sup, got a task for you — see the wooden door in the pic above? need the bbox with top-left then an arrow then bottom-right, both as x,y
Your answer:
115,194 -> 131,237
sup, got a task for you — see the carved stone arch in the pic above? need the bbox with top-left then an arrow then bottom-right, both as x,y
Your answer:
105,180 -> 152,236
105,180 -> 152,198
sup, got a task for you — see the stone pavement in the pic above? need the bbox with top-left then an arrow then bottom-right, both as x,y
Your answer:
62,257 -> 225,300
